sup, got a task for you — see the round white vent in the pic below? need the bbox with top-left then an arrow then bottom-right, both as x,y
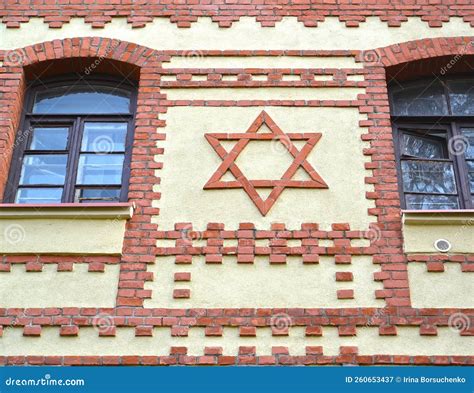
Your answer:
434,239 -> 452,253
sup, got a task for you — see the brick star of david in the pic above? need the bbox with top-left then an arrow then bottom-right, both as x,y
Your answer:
204,111 -> 328,215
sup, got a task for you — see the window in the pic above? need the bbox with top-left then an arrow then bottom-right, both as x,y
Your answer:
5,76 -> 136,204
390,77 -> 474,210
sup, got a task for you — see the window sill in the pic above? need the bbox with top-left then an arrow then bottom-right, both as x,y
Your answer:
0,203 -> 134,255
402,209 -> 474,225
402,210 -> 474,254
0,202 -> 134,219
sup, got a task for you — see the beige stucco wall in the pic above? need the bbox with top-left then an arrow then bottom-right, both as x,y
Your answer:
0,326 -> 471,356
0,217 -> 127,254
408,262 -> 473,308
155,106 -> 373,230
403,222 -> 474,254
0,264 -> 119,308
0,17 -> 473,51
163,56 -> 363,69
161,88 -> 363,101
145,256 -> 383,308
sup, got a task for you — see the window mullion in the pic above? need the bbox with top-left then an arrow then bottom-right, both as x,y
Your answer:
63,117 -> 83,203
451,122 -> 473,209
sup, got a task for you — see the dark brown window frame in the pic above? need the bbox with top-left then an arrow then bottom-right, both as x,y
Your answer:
390,75 -> 474,210
4,74 -> 137,204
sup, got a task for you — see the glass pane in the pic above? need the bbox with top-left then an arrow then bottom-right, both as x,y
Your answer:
15,188 -> 63,204
81,123 -> 127,153
460,128 -> 474,159
447,80 -> 474,115
32,86 -> 131,114
75,188 -> 121,203
19,155 -> 67,185
76,154 -> 124,185
401,160 -> 456,194
467,161 -> 474,193
30,127 -> 68,150
405,194 -> 459,210
402,133 -> 446,159
391,82 -> 448,116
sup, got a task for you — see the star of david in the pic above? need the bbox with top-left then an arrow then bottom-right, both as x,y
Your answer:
203,111 -> 328,216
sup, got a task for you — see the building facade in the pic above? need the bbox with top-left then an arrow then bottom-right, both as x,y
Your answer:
0,1 -> 473,365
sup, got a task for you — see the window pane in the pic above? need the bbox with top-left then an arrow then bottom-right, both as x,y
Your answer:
402,133 -> 446,159
401,160 -> 456,194
76,154 -> 124,185
405,194 -> 459,210
15,188 -> 63,204
447,80 -> 474,115
19,155 -> 67,185
81,123 -> 127,153
460,128 -> 474,159
391,82 -> 448,116
467,161 -> 474,193
30,127 -> 68,150
75,188 -> 121,203
32,86 -> 131,114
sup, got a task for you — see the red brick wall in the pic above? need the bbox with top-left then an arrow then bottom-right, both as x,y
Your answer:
1,0 -> 474,28
0,35 -> 473,365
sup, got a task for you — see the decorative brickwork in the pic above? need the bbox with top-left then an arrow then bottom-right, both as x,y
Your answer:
2,1 -> 474,28
0,35 -> 473,365
203,111 -> 328,215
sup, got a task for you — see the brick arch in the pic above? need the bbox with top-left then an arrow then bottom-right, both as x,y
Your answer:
1,37 -> 157,68
373,36 -> 474,67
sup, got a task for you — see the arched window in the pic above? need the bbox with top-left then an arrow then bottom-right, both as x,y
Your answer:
5,75 -> 136,204
390,76 -> 474,210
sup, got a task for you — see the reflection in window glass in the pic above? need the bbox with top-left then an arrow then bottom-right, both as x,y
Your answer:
76,154 -> 124,185
19,155 -> 68,185
401,161 -> 456,194
405,194 -> 459,210
15,188 -> 63,204
30,127 -> 68,150
391,82 -> 448,116
75,188 -> 121,203
447,80 -> 474,115
467,161 -> 474,193
402,133 -> 446,159
461,128 -> 474,159
32,86 -> 131,114
81,123 -> 127,153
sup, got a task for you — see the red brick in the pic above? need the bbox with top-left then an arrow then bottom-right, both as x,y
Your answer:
337,289 -> 354,299
59,325 -> 79,336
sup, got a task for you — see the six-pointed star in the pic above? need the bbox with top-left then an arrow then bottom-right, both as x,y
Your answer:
204,111 -> 328,216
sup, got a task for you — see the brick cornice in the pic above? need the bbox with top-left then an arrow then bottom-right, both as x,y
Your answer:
1,1 -> 474,28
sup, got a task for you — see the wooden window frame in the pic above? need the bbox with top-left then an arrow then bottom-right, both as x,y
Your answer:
390,75 -> 474,210
4,74 -> 137,204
